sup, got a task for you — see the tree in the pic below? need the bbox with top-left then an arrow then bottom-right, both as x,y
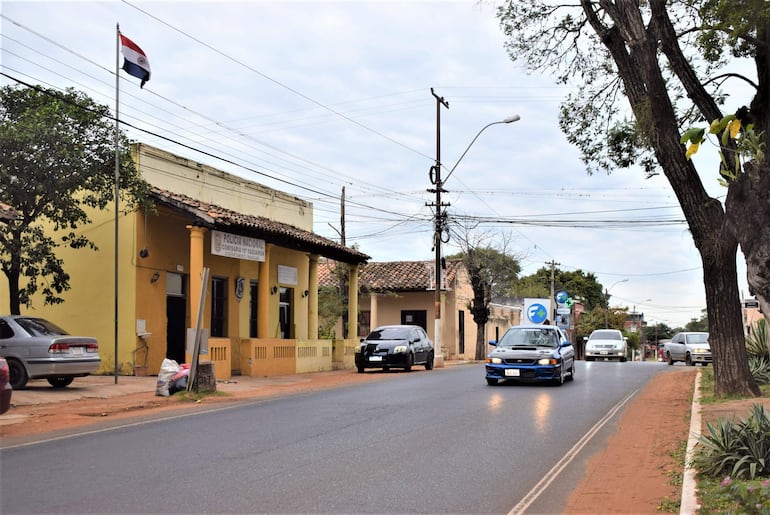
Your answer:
497,0 -> 768,397
0,85 -> 149,314
514,267 -> 606,310
448,229 -> 521,360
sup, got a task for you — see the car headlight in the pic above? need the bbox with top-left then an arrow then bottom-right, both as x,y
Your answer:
538,358 -> 558,365
393,345 -> 408,353
487,357 -> 503,364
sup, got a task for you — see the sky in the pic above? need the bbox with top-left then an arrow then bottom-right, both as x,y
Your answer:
0,0 -> 755,328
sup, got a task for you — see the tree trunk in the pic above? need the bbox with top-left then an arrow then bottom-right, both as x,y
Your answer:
475,321 -> 487,361
6,267 -> 20,315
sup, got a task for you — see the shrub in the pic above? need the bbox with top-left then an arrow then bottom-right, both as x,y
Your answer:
693,405 -> 770,480
750,357 -> 770,385
746,319 -> 769,360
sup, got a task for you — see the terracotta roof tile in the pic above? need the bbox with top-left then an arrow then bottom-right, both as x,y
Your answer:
149,187 -> 369,264
318,259 -> 462,292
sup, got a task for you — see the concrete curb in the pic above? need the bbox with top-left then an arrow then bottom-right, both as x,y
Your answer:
680,367 -> 701,514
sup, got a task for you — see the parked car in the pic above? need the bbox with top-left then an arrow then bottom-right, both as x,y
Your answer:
485,324 -> 575,386
664,332 -> 711,366
355,325 -> 434,373
0,315 -> 101,389
584,329 -> 628,362
0,357 -> 12,414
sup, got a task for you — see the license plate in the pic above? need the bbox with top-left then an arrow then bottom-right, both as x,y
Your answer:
505,369 -> 520,377
70,347 -> 85,355
600,351 -> 608,355
368,355 -> 383,362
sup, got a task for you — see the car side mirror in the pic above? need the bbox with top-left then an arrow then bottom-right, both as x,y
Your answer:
488,340 -> 498,347
561,341 -> 572,348
359,338 -> 365,343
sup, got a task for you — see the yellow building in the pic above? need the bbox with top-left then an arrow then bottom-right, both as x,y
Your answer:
0,143 -> 368,379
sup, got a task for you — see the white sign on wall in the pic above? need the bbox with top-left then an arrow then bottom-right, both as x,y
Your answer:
277,265 -> 298,286
211,230 -> 265,262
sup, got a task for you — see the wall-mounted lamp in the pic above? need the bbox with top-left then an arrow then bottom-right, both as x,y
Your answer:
271,285 -> 278,295
150,271 -> 160,284
301,289 -> 309,298
139,248 -> 150,259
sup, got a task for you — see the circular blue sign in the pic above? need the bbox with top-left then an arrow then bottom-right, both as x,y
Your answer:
527,303 -> 548,324
555,290 -> 569,304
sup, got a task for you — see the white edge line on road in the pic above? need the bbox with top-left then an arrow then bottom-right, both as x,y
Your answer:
508,388 -> 640,515
680,368 -> 702,515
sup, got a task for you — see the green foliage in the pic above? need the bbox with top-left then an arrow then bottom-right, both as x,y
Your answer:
747,319 -> 769,359
685,310 -> 710,332
0,84 -> 150,313
748,357 -> 770,385
512,267 -> 605,310
692,404 -> 770,480
717,477 -> 770,515
682,112 -> 766,186
318,285 -> 345,339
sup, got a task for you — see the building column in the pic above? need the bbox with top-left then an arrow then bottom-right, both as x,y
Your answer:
186,225 -> 207,327
308,254 -> 319,340
347,264 -> 359,340
257,244 -> 272,339
370,293 -> 378,331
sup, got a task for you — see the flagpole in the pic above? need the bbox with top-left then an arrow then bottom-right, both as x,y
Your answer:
113,23 -> 120,384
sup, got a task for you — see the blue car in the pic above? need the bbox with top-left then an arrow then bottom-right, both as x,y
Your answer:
485,325 -> 575,386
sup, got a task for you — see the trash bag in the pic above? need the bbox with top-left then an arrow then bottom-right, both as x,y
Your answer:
156,358 -> 179,397
168,375 -> 188,394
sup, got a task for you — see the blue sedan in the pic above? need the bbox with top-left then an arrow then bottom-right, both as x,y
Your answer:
485,325 -> 575,386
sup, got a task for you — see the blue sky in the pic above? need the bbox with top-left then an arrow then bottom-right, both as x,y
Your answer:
1,0 -> 753,328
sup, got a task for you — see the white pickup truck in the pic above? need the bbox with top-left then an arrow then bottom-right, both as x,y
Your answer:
664,331 -> 711,366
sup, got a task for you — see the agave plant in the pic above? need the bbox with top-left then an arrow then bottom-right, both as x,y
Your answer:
693,405 -> 770,480
746,318 -> 769,359
749,356 -> 770,385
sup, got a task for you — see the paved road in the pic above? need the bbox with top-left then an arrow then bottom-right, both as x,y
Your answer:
1,361 -> 664,514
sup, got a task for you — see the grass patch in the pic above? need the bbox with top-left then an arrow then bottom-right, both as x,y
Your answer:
172,389 -> 232,402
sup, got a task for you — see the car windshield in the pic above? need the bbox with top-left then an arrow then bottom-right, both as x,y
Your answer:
590,330 -> 621,340
15,317 -> 68,337
686,333 -> 709,344
499,328 -> 559,348
366,327 -> 409,341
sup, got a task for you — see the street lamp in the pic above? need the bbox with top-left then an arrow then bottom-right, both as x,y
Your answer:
429,89 -> 520,365
604,278 -> 628,328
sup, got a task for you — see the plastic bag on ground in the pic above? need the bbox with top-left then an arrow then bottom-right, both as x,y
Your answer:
156,358 -> 180,397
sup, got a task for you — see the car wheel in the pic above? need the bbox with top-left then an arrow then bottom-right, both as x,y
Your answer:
486,377 -> 498,386
47,376 -> 74,388
685,353 -> 694,366
666,352 -> 674,366
566,363 -> 575,381
404,353 -> 413,372
7,358 -> 28,389
553,368 -> 565,386
357,366 -> 365,374
424,352 -> 434,371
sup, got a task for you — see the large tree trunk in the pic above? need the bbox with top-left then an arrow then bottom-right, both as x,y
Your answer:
727,161 -> 770,329
582,0 -> 759,397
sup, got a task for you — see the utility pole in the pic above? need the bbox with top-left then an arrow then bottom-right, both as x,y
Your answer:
428,88 -> 449,367
545,260 -> 559,324
340,186 -> 346,246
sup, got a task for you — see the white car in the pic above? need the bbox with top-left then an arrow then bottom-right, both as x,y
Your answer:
584,329 -> 628,362
664,332 -> 711,366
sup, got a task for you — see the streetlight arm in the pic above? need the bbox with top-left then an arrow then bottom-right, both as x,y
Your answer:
444,115 -> 520,183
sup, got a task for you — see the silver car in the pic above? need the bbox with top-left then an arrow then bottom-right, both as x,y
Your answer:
584,329 -> 628,362
0,315 -> 101,389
